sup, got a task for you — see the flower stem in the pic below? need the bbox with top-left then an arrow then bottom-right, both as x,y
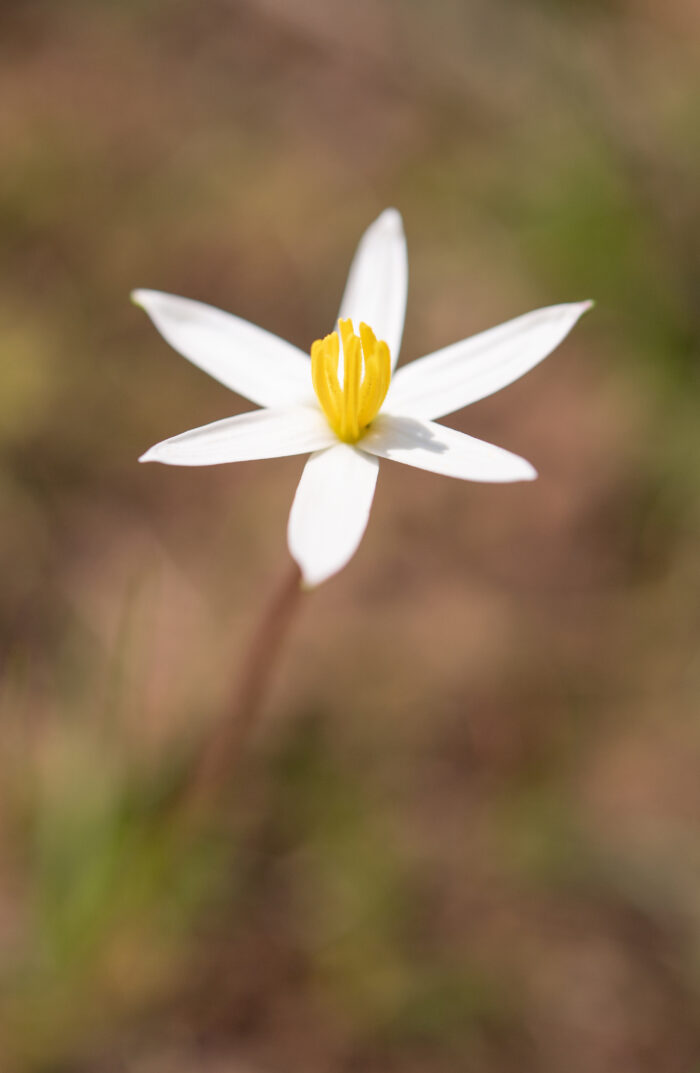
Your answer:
188,559 -> 304,807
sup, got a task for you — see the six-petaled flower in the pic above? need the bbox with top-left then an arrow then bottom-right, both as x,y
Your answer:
135,210 -> 591,586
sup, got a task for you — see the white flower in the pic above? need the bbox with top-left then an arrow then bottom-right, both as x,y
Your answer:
135,209 -> 591,587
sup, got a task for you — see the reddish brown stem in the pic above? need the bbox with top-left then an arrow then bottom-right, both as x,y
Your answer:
188,559 -> 304,807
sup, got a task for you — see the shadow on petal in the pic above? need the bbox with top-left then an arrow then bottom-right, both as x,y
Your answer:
368,414 -> 449,454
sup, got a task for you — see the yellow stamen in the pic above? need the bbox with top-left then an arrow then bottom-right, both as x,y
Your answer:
310,318 -> 391,443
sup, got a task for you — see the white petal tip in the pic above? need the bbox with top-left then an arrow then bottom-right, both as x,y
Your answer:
579,299 -> 595,313
508,456 -> 537,482
493,461 -> 538,483
138,448 -> 159,463
376,207 -> 403,232
297,562 -> 343,588
290,551 -> 342,589
131,288 -> 164,311
299,571 -> 324,590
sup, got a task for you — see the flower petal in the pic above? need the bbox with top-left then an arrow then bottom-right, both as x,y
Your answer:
338,209 -> 408,367
361,414 -> 536,483
287,444 -> 379,586
140,406 -> 334,466
133,290 -> 315,408
386,301 -> 593,419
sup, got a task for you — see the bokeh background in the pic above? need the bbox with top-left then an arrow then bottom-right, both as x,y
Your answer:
1,1 -> 700,1070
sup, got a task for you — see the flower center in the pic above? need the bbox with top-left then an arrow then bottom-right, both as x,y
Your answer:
311,318 -> 391,444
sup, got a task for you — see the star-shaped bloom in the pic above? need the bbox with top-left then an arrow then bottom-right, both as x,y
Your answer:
135,210 -> 591,586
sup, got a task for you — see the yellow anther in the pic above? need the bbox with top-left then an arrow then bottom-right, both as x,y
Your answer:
310,318 -> 391,443
311,333 -> 341,424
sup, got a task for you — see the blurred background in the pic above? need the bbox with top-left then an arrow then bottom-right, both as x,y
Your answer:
1,1 -> 700,1070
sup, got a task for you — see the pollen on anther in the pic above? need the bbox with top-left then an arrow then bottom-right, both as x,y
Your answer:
310,319 -> 391,444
